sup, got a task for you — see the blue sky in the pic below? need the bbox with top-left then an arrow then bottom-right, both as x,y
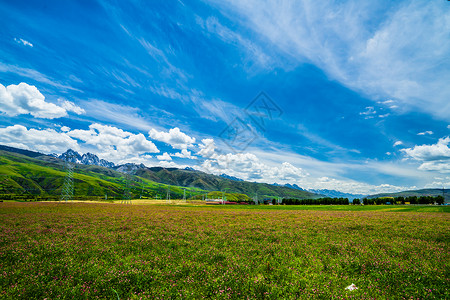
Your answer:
1,0 -> 450,194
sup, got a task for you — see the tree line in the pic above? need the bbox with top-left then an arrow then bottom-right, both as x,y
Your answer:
362,195 -> 445,205
282,197 -> 350,205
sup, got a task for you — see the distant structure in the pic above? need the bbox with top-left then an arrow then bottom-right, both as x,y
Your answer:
121,165 -> 133,204
121,173 -> 132,204
166,186 -> 171,204
60,155 -> 75,202
253,192 -> 259,205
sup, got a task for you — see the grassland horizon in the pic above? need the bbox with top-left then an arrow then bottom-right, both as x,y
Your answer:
1,202 -> 448,299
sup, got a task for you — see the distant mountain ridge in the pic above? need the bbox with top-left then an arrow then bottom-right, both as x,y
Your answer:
0,145 -> 44,158
367,188 -> 449,203
308,189 -> 365,200
0,145 -> 320,200
219,174 -> 243,181
59,149 -> 115,168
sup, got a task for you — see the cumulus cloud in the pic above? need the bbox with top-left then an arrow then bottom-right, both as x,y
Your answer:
198,148 -> 308,183
0,83 -> 84,119
67,123 -> 159,163
393,141 -> 403,147
156,152 -> 172,161
0,125 -> 79,153
149,127 -> 196,149
402,137 -> 450,172
59,99 -> 85,115
197,138 -> 216,158
173,149 -> 196,159
424,176 -> 450,188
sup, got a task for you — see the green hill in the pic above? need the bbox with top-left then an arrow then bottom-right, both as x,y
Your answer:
135,167 -> 318,199
0,146 -> 319,201
367,189 -> 450,203
0,150 -> 205,201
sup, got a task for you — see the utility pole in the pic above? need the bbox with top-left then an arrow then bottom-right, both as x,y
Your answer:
60,153 -> 75,203
166,186 -> 170,204
121,172 -> 132,204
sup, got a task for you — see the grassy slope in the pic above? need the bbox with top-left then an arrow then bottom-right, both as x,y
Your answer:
368,188 -> 450,202
0,150 -> 237,200
136,168 -> 318,199
0,148 -> 319,200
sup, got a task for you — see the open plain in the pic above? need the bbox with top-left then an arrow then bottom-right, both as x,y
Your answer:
0,202 -> 448,299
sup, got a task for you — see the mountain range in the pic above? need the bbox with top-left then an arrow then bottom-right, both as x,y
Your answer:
58,149 -> 115,168
3,145 -> 444,203
0,145 -> 318,200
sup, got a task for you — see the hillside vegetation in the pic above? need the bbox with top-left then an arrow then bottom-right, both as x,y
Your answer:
0,147 -> 318,201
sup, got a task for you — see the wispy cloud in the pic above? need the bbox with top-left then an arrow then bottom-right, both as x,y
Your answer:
208,0 -> 450,120
0,62 -> 80,91
14,37 -> 33,47
417,131 -> 433,136
80,99 -> 157,132
196,15 -> 273,72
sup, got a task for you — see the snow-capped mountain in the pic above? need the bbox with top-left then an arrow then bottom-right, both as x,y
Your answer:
59,149 -> 82,163
59,149 -> 115,168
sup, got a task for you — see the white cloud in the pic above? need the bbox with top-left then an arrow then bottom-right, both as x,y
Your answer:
197,138 -> 216,158
60,126 -> 70,132
402,137 -> 450,161
424,176 -> 450,188
417,131 -> 433,136
0,82 -> 68,119
379,100 -> 394,105
402,137 -> 450,172
59,99 -> 85,115
157,152 -> 172,161
360,106 -> 376,116
197,148 -> 308,183
149,127 -> 196,150
173,149 -> 196,159
0,83 -> 84,119
81,99 -> 156,131
394,141 -> 403,147
14,38 -> 33,47
209,0 -> 450,120
0,125 -> 79,153
67,123 -> 159,163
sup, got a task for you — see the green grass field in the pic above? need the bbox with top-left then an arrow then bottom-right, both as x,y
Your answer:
0,202 -> 448,299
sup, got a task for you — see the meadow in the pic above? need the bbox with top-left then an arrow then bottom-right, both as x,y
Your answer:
0,202 -> 448,299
